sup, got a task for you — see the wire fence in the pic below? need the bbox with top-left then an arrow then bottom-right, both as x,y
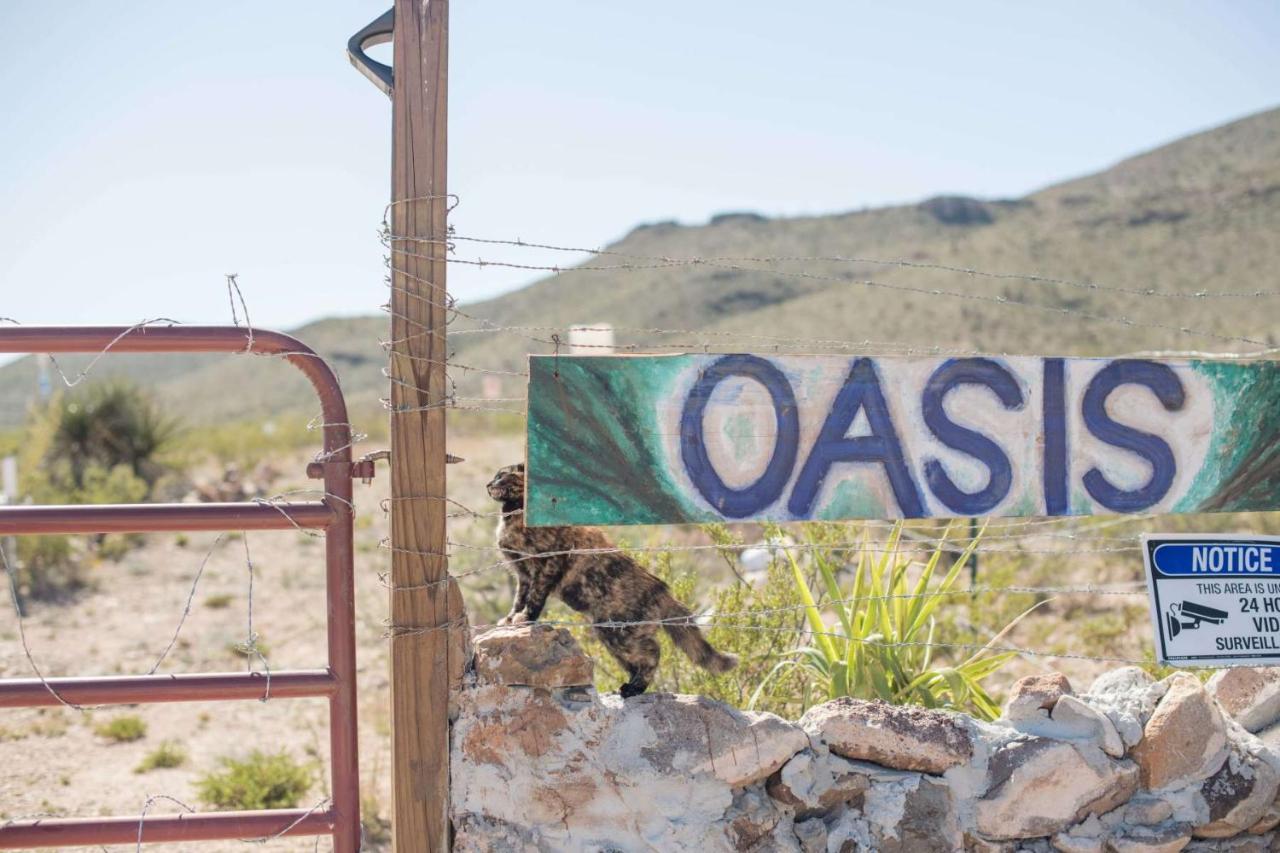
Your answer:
2,196 -> 1279,846
373,196 -> 1279,695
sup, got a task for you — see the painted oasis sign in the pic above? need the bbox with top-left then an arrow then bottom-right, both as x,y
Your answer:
525,354 -> 1280,527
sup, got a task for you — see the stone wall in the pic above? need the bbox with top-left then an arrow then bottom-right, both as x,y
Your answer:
450,624 -> 1280,852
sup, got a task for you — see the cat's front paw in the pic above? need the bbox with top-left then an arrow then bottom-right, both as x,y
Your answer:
498,612 -> 530,627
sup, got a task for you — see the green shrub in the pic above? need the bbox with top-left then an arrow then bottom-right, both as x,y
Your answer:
95,714 -> 147,743
361,793 -> 392,848
228,636 -> 269,659
42,383 -> 179,490
196,750 -> 313,810
135,741 -> 188,773
572,526 -> 809,718
9,383 -> 177,600
754,523 -> 1032,721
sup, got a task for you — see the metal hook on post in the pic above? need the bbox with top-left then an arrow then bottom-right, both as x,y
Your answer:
347,8 -> 395,97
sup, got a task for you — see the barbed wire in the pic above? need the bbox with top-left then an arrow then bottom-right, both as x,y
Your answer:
147,532 -> 229,675
1,534 -> 91,710
428,252 -> 1269,349
226,273 -> 255,353
438,233 -> 1280,301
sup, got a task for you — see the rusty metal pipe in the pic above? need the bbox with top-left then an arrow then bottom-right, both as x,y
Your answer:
0,809 -> 335,847
0,502 -> 333,535
0,670 -> 337,708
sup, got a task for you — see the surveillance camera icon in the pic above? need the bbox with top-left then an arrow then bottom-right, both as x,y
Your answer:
1165,600 -> 1229,639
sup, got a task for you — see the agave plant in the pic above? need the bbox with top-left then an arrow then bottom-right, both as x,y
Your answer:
751,522 -> 1032,720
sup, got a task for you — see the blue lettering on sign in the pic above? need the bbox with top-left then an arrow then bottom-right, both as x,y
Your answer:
680,354 -> 799,518
1043,358 -> 1069,516
1082,360 -> 1185,512
678,356 -> 1192,519
788,358 -> 924,518
1152,542 -> 1280,576
922,358 -> 1024,515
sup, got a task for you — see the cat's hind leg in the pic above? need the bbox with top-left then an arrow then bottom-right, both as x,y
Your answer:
597,625 -> 660,698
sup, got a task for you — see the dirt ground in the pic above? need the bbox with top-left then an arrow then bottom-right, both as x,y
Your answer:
0,430 -> 520,852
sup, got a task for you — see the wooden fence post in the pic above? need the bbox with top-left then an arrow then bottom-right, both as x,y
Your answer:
387,1 -> 460,851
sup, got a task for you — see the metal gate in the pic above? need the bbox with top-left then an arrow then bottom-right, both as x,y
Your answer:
0,326 -> 361,851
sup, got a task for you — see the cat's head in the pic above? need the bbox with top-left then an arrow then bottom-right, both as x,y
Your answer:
486,463 -> 526,502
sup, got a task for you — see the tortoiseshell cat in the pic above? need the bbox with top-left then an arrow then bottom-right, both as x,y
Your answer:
487,463 -> 737,697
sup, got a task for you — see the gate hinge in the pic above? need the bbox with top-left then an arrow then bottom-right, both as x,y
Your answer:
307,450 -> 389,484
306,450 -> 464,484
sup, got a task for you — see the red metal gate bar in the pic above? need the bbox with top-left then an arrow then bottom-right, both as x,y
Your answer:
0,670 -> 336,707
0,501 -> 334,534
1,809 -> 335,848
0,326 -> 361,852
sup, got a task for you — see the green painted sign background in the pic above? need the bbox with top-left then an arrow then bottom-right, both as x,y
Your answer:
525,354 -> 1280,527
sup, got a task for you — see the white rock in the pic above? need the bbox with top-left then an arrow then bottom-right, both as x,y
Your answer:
1012,695 -> 1127,758
1106,823 -> 1192,852
1053,833 -> 1105,853
1124,796 -> 1174,826
801,697 -> 974,775
1131,674 -> 1228,791
1191,749 -> 1280,839
976,736 -> 1139,840
1085,667 -> 1167,750
1208,668 -> 1280,733
452,685 -> 808,851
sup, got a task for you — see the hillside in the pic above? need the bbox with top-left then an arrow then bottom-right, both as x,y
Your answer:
1,106 -> 1277,429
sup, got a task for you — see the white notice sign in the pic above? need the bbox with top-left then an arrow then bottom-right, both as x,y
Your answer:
1144,534 -> 1280,668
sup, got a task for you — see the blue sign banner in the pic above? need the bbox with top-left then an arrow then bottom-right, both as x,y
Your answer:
1151,541 -> 1280,577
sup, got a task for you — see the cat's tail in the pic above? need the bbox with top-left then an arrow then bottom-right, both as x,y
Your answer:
661,599 -> 738,674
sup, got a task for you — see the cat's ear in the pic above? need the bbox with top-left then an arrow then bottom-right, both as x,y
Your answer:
515,463 -> 526,472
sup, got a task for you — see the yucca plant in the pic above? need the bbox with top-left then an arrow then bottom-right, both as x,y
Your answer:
751,522 -> 1032,720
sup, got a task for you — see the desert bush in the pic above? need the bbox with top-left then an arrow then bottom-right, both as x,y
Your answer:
361,792 -> 393,848
753,523 -> 1033,721
95,714 -> 147,743
40,383 -> 178,489
135,740 -> 188,773
7,383 -> 177,599
570,525 -> 809,718
196,750 -> 313,810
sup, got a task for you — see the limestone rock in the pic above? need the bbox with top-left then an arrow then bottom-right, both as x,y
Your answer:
800,697 -> 974,775
791,817 -> 826,853
1254,719 -> 1280,757
452,685 -> 807,850
1006,673 -> 1075,720
1124,797 -> 1174,826
1207,668 -> 1280,734
976,736 -> 1140,839
1013,694 -> 1127,758
867,772 -> 957,853
1106,823 -> 1192,852
885,778 -> 957,850
1053,695 -> 1127,758
766,749 -> 869,816
472,623 -> 594,689
1131,674 -> 1228,790
1085,668 -> 1167,750
1245,798 -> 1280,834
724,788 -> 792,851
1185,835 -> 1273,851
621,693 -> 807,788
1191,752 -> 1280,839
1052,833 -> 1105,853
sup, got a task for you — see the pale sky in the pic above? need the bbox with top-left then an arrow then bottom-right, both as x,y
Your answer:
1,0 -> 1277,343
